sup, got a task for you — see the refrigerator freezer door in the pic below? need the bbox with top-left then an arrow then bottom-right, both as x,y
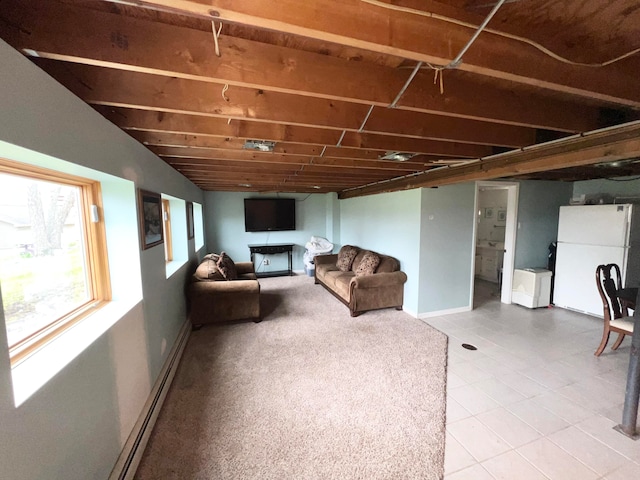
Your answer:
557,205 -> 630,247
554,242 -> 627,317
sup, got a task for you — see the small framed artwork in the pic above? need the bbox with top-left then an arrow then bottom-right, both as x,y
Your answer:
137,189 -> 164,250
186,201 -> 194,239
484,207 -> 494,219
497,210 -> 507,222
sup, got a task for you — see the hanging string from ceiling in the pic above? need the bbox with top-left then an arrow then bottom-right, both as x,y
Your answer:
211,20 -> 223,57
429,64 -> 445,94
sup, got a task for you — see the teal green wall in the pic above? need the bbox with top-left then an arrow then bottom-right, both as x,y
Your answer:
339,189 -> 422,314
326,193 -> 341,248
203,191 -> 330,273
419,184 -> 476,313
572,177 -> 640,199
514,181 -> 572,269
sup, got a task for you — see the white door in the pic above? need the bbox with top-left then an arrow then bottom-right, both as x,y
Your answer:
554,242 -> 627,317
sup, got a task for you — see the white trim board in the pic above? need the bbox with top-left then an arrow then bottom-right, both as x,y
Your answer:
418,306 -> 472,319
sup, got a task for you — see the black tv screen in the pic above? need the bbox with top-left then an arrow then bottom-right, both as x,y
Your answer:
244,198 -> 296,232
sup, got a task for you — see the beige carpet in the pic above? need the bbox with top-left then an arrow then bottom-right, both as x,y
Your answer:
135,275 -> 448,480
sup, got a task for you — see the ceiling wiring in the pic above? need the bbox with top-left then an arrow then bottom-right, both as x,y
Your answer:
358,105 -> 375,131
389,61 -> 423,107
388,0 -> 506,101
361,0 -> 640,68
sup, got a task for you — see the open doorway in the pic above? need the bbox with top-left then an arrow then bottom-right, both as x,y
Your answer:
471,182 -> 519,307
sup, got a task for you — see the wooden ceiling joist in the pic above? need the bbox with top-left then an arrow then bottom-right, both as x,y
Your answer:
98,0 -> 640,107
2,0 -> 636,193
169,164 -> 406,180
164,158 -> 423,177
4,0 -> 606,132
131,131 -> 478,162
153,147 -> 430,171
168,158 -> 409,175
339,121 -> 640,198
101,107 -> 495,158
95,107 -> 343,145
35,59 -> 537,147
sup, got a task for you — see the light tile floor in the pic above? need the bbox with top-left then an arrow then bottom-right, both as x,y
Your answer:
425,280 -> 640,479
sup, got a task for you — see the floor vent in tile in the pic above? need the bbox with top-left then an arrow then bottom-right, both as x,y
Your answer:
461,343 -> 477,350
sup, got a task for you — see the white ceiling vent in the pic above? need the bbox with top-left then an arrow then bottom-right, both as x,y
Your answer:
243,140 -> 276,152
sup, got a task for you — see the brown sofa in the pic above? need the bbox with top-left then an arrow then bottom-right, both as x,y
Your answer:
187,254 -> 260,328
314,246 -> 407,316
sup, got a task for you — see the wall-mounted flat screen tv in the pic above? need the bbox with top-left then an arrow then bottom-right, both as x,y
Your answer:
244,198 -> 296,232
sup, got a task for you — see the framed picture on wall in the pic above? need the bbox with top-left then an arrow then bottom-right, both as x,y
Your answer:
484,207 -> 494,219
186,201 -> 194,239
497,210 -> 507,222
137,189 -> 164,250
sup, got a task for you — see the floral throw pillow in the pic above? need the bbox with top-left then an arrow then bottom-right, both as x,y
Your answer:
216,251 -> 238,281
355,251 -> 381,276
336,245 -> 358,272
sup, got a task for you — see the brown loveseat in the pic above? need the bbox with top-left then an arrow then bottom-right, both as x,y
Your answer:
314,246 -> 407,317
187,254 -> 260,328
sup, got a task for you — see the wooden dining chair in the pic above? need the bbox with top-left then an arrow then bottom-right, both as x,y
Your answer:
594,264 -> 634,356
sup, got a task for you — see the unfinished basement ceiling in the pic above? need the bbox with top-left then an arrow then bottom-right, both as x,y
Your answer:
1,0 -> 639,197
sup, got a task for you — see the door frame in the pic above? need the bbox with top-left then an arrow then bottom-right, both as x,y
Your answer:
470,181 -> 519,305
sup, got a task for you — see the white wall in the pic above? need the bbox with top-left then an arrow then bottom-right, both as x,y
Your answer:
0,39 -> 204,479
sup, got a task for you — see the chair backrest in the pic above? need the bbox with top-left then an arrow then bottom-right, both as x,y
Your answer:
595,263 -> 624,321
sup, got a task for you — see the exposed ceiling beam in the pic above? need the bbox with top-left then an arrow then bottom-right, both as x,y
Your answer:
130,132 -> 324,155
3,0 -> 608,132
180,170 -> 378,183
129,131 -> 478,161
97,107 -> 495,157
339,121 -> 640,198
166,159 -> 409,177
509,164 -> 640,181
35,59 -> 536,147
99,0 -> 640,107
153,146 -> 431,171
96,106 -> 342,145
192,183 -> 336,193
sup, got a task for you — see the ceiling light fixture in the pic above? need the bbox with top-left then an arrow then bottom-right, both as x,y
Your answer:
238,183 -> 252,187
379,151 -> 416,162
243,140 -> 276,152
595,158 -> 639,168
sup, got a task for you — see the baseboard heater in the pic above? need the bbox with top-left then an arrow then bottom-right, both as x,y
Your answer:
109,320 -> 191,480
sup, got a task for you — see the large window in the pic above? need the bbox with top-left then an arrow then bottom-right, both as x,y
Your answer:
162,198 -> 173,262
194,202 -> 204,250
0,159 -> 110,364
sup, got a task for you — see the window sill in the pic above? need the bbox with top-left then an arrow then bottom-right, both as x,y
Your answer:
165,259 -> 186,279
11,297 -> 141,407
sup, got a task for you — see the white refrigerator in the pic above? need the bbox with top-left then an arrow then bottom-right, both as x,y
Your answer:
554,204 -> 639,317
